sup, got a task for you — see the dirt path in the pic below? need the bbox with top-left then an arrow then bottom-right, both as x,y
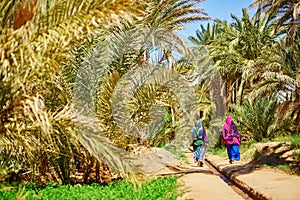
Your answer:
207,153 -> 300,200
142,143 -> 300,200
174,152 -> 251,200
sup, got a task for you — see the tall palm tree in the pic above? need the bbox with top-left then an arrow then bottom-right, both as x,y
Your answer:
249,0 -> 300,134
250,0 -> 300,36
0,0 -> 146,183
189,9 -> 280,106
1,0 -> 210,183
80,0 -> 211,150
249,29 -> 300,134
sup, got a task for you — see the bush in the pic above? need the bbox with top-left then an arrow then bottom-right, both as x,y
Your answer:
229,97 -> 278,142
0,176 -> 181,200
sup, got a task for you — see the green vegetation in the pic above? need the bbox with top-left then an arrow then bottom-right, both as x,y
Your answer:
273,136 -> 300,149
193,0 -> 300,176
166,147 -> 189,164
210,146 -> 227,158
190,1 -> 300,142
229,97 -> 278,142
259,163 -> 300,176
239,143 -> 255,152
0,176 -> 181,200
210,142 -> 256,158
0,0 -> 209,185
276,164 -> 297,174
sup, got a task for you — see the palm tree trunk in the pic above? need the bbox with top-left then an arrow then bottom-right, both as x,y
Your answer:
237,78 -> 245,105
295,86 -> 300,135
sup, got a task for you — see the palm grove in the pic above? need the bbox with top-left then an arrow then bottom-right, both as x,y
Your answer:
0,0 -> 299,185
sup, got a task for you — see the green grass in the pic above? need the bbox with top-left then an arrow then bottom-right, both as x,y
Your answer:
0,176 -> 182,200
276,164 -> 294,173
239,142 -> 256,154
258,163 -> 300,176
210,146 -> 227,157
210,142 -> 256,158
212,135 -> 300,157
273,135 -> 300,149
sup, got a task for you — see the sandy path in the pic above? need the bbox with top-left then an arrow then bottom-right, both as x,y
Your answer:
177,152 -> 248,200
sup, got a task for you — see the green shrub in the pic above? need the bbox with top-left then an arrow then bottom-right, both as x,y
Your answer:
0,176 -> 181,200
273,135 -> 300,149
229,97 -> 278,142
210,146 -> 227,157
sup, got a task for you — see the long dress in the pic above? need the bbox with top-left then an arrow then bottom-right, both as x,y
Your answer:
222,116 -> 240,162
191,121 -> 208,165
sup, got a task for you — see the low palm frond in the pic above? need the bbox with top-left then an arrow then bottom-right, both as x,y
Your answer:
229,97 -> 279,142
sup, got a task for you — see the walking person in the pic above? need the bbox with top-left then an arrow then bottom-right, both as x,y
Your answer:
190,119 -> 208,167
222,115 -> 241,164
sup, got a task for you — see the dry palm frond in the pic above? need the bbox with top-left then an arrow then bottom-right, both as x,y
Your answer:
250,0 -> 299,34
110,64 -> 199,151
263,71 -> 297,88
72,114 -> 139,181
0,0 -> 148,182
0,0 -> 215,184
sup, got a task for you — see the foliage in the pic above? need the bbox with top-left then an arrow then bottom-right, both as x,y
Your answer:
143,0 -> 210,30
210,146 -> 227,158
196,0 -> 300,175
0,176 -> 181,200
249,29 -> 300,134
273,135 -> 300,149
229,97 -> 279,142
290,136 -> 300,149
189,9 -> 280,106
250,0 -> 300,36
0,0 -> 210,185
2,0 -> 300,188
67,0 -> 210,154
211,142 -> 257,160
0,0 -> 150,184
238,142 -> 256,158
188,3 -> 300,140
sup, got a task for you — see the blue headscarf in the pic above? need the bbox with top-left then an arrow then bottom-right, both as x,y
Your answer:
191,121 -> 203,141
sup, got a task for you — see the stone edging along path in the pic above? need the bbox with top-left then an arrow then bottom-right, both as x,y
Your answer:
206,154 -> 300,200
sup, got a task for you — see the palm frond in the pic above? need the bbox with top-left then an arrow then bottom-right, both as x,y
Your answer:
263,71 -> 297,88
229,97 -> 278,142
144,0 -> 209,30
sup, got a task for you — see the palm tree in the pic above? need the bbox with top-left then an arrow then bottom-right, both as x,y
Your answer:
249,29 -> 300,134
250,0 -> 300,37
249,0 -> 300,134
0,0 -> 147,183
189,23 -> 218,46
229,97 -> 278,142
80,0 -> 211,150
189,9 -> 280,107
1,0 -> 210,184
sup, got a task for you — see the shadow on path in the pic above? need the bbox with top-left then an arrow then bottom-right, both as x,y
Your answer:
214,142 -> 300,177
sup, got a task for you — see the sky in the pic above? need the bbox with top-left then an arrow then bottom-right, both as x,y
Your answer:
178,0 -> 254,39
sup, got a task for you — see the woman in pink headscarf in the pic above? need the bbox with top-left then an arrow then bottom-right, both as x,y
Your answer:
222,116 -> 240,164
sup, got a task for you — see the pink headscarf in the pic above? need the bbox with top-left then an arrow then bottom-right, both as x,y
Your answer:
222,115 -> 240,146
223,115 -> 233,132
